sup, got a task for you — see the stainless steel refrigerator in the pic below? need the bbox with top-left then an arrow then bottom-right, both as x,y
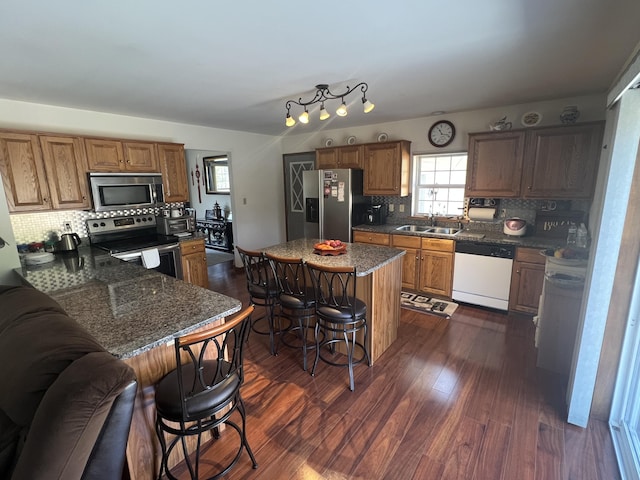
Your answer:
302,169 -> 368,242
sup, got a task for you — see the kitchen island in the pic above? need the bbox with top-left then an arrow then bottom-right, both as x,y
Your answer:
16,246 -> 241,480
262,238 -> 405,363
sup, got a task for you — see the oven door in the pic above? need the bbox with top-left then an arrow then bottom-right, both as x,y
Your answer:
112,243 -> 182,279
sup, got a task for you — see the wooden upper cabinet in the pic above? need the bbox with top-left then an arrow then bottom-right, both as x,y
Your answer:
85,138 -> 125,171
363,140 -> 411,196
316,148 -> 338,169
39,135 -> 91,210
316,145 -> 363,169
466,131 -> 525,197
522,123 -> 604,198
157,143 -> 188,202
0,132 -> 51,212
122,141 -> 159,172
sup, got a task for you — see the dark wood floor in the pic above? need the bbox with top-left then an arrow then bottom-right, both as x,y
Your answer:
171,260 -> 620,480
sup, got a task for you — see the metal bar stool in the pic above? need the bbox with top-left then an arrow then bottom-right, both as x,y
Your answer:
265,253 -> 317,371
306,262 -> 371,391
155,306 -> 258,480
236,246 -> 281,355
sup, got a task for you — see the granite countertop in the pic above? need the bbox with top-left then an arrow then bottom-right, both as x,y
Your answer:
261,238 -> 405,276
15,246 -> 241,359
353,224 -> 564,249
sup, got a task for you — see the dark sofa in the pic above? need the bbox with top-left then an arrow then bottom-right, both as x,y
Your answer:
0,285 -> 137,480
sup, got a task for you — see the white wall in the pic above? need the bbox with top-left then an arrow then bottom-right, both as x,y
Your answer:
281,94 -> 606,155
0,99 -> 286,273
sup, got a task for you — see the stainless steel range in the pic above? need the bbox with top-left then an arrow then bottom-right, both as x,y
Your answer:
87,214 -> 182,279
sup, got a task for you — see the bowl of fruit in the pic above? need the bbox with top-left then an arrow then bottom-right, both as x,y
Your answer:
313,239 -> 346,255
540,247 -> 588,265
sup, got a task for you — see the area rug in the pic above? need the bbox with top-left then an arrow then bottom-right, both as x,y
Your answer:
400,291 -> 458,318
206,249 -> 235,266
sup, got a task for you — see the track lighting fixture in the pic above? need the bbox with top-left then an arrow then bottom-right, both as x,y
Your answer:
284,82 -> 374,127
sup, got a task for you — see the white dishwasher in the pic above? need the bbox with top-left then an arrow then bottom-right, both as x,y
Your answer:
452,242 -> 515,311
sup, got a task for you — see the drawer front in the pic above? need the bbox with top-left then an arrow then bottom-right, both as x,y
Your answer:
180,238 -> 205,255
391,234 -> 421,249
421,237 -> 454,252
516,247 -> 545,264
353,231 -> 390,245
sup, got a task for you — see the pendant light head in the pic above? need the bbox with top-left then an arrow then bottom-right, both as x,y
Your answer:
362,97 -> 375,113
285,113 -> 295,127
319,103 -> 330,121
284,82 -> 373,126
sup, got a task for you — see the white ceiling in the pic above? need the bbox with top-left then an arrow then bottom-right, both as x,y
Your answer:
1,1 -> 638,136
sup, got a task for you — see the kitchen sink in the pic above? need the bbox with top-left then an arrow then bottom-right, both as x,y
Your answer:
394,225 -> 461,236
395,225 -> 431,233
428,227 -> 461,235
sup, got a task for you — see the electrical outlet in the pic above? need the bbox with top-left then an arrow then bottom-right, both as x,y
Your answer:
242,197 -> 247,205
388,203 -> 395,212
399,204 -> 405,213
63,221 -> 72,231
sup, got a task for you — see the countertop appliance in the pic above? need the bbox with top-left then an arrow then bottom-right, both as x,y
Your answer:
365,204 -> 387,225
88,173 -> 164,212
87,214 -> 182,279
503,218 -> 527,236
303,169 -> 368,242
57,232 -> 82,252
452,242 -> 515,310
157,214 -> 195,236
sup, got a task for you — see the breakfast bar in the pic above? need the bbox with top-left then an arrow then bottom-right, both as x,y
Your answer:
262,238 -> 405,363
16,247 -> 242,480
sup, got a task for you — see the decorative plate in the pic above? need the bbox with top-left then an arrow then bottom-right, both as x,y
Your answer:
324,138 -> 334,147
521,111 -> 542,127
346,135 -> 357,145
377,132 -> 388,142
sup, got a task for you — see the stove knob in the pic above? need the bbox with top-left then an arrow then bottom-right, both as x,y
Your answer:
148,216 -> 153,221
92,222 -> 99,228
136,218 -> 141,222
100,222 -> 106,227
142,217 -> 147,222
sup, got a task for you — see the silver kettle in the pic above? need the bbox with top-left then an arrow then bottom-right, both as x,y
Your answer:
57,233 -> 81,252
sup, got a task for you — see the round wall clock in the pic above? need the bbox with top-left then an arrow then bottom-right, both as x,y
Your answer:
428,120 -> 455,147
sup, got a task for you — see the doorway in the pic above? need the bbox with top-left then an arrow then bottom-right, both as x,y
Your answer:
282,152 -> 315,241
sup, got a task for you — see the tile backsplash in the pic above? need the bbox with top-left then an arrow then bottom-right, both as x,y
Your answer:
10,203 -> 184,245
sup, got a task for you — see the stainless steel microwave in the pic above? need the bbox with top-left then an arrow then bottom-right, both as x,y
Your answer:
88,173 -> 165,212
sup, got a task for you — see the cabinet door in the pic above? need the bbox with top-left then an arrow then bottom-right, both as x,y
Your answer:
158,143 -> 188,202
419,250 -> 453,298
122,141 -> 159,172
509,261 -> 545,314
181,239 -> 209,289
85,138 -> 125,171
466,131 -> 525,197
522,123 -> 604,198
0,132 -> 51,212
338,145 -> 364,169
400,247 -> 420,290
39,135 -> 91,210
316,148 -> 338,169
363,141 -> 410,196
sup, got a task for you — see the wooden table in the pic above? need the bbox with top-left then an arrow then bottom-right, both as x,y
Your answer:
262,238 -> 405,363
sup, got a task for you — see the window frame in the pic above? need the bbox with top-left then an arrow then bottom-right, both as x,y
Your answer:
204,155 -> 231,194
411,151 -> 468,218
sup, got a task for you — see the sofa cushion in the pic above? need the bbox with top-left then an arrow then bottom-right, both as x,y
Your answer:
0,410 -> 20,479
0,285 -> 67,334
0,286 -> 104,427
9,352 -> 136,480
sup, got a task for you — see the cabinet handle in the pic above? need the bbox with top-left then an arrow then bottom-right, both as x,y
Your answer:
119,159 -> 124,164
43,197 -> 48,203
527,186 -> 531,190
516,269 -> 520,274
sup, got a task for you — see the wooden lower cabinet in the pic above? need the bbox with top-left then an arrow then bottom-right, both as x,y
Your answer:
509,247 -> 545,314
391,234 -> 454,298
180,238 -> 209,289
352,230 -> 390,246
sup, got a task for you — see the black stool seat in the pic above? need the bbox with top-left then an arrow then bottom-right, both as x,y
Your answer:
155,306 -> 258,480
306,262 -> 371,391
